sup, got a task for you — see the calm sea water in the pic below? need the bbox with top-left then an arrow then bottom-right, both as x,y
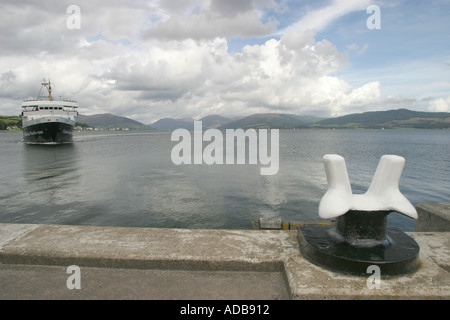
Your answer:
0,129 -> 448,231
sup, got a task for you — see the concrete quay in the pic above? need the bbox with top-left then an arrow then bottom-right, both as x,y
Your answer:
0,220 -> 449,300
416,203 -> 450,232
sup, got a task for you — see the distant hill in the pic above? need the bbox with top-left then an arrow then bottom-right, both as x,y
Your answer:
150,113 -> 322,131
150,114 -> 234,130
200,114 -> 233,128
77,113 -> 152,130
219,113 -> 323,130
150,118 -> 195,131
69,108 -> 450,132
313,109 -> 450,129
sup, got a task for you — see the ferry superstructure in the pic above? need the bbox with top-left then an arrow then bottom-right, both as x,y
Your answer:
21,79 -> 78,144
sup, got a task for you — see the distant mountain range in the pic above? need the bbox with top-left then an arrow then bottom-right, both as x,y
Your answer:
76,113 -> 152,130
149,113 -> 322,130
75,109 -> 450,131
313,109 -> 450,129
218,113 -> 323,129
150,114 -> 241,130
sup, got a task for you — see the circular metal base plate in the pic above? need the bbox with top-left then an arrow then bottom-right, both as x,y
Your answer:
297,225 -> 420,276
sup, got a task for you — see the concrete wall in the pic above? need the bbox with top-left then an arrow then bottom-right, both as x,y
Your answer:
0,223 -> 449,299
416,203 -> 450,232
1,203 -> 449,299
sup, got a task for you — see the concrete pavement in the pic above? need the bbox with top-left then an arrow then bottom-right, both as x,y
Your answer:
0,222 -> 449,300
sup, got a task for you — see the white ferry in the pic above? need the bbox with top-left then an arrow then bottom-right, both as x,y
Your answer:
21,79 -> 78,144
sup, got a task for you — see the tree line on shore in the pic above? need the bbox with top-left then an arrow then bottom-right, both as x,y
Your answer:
0,116 -> 21,130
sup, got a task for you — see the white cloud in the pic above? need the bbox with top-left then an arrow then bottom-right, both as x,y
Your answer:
280,0 -> 372,34
0,0 -> 446,123
427,96 -> 450,112
98,31 -> 381,121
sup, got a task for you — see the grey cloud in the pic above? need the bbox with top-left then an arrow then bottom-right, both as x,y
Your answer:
0,3 -> 73,56
142,0 -> 279,41
137,89 -> 186,102
1,71 -> 16,82
142,12 -> 278,40
0,0 -> 400,121
210,0 -> 258,17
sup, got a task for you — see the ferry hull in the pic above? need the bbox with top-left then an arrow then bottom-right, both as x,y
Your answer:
23,122 -> 74,144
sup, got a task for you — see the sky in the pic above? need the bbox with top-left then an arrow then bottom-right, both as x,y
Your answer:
0,0 -> 449,124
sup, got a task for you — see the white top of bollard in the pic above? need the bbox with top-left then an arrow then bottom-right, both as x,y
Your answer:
318,154 -> 418,220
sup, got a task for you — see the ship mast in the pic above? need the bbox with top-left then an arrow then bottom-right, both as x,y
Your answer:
37,78 -> 53,101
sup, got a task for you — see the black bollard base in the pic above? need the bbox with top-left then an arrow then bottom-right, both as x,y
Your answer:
297,220 -> 420,276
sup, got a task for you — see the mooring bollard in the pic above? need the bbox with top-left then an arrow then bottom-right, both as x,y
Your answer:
297,154 -> 420,276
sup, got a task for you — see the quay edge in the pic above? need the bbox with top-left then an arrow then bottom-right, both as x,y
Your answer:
0,206 -> 449,299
